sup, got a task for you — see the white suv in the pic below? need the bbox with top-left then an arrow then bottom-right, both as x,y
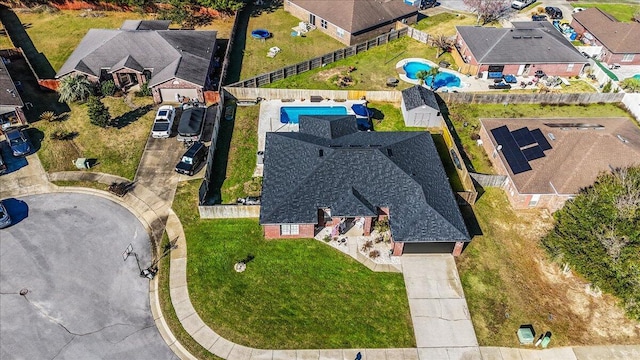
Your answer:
512,0 -> 536,10
151,105 -> 176,139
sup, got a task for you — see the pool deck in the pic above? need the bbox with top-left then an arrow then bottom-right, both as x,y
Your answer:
255,99 -> 366,176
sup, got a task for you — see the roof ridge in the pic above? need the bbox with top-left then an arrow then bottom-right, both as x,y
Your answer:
478,28 -> 506,63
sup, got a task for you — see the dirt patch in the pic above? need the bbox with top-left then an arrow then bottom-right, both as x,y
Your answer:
312,67 -> 348,82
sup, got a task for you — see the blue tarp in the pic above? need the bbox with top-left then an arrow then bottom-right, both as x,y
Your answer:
351,104 -> 371,117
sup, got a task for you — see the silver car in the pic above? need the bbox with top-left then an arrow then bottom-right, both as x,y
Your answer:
0,201 -> 11,229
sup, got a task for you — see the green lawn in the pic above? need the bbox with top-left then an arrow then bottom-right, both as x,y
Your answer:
264,36 -> 456,90
235,8 -> 344,80
573,3 -> 640,22
172,180 -> 415,349
413,12 -> 478,36
444,103 -> 632,174
34,95 -> 155,179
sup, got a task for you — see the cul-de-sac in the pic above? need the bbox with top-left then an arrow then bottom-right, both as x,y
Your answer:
1,0 -> 639,359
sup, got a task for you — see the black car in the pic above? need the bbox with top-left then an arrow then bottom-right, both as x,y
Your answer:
175,141 -> 207,176
531,14 -> 547,21
545,6 -> 563,19
0,152 -> 6,175
5,128 -> 31,157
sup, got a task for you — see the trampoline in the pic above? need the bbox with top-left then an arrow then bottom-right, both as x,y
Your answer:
251,29 -> 271,40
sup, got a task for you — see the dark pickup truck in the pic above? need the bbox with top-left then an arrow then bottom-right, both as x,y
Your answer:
177,104 -> 207,142
489,82 -> 512,90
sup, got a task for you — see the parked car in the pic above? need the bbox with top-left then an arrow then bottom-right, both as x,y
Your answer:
531,14 -> 547,21
534,70 -> 547,78
0,152 -> 6,175
151,105 -> 176,139
0,200 -> 11,229
175,141 -> 207,176
545,6 -> 563,19
177,102 -> 207,142
237,196 -> 261,205
5,128 -> 31,157
511,0 -> 536,10
489,82 -> 512,90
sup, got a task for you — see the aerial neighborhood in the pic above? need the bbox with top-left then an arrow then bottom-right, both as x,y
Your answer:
1,0 -> 639,359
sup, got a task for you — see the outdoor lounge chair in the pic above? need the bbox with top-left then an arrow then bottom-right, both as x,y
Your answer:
267,46 -> 281,58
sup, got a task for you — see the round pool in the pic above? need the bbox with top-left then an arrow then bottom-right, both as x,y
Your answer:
251,29 -> 270,39
397,58 -> 462,89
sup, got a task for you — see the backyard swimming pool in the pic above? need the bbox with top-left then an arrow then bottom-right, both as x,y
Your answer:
634,74 -> 640,80
280,106 -> 348,124
398,59 -> 462,89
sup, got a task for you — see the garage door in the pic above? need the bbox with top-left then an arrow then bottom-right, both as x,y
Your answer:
403,242 -> 455,254
159,88 -> 199,103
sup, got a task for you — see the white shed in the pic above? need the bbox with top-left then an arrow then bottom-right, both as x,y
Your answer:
401,85 -> 443,127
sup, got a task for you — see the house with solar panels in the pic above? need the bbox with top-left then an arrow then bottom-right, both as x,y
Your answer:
479,118 -> 640,211
259,115 -> 471,255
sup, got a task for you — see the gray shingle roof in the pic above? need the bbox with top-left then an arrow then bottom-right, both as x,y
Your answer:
259,115 -> 470,243
402,85 -> 439,111
289,0 -> 417,34
0,60 -> 23,108
457,22 -> 587,64
56,24 -> 216,87
120,20 -> 171,31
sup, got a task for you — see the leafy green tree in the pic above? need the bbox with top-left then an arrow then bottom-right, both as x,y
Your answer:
602,80 -> 612,93
101,80 -> 117,97
426,66 -> 440,90
87,96 -> 112,128
542,166 -> 640,319
58,74 -> 93,103
620,78 -> 640,93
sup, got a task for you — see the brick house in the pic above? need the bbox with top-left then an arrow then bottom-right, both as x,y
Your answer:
284,0 -> 418,46
456,22 -> 588,78
479,118 -> 640,212
56,20 -> 218,104
260,115 -> 470,255
571,8 -> 640,65
0,60 -> 27,133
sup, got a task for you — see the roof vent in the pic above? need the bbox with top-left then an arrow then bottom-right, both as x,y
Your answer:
548,133 -> 556,141
617,135 -> 629,144
513,36 -> 521,39
319,149 -> 324,157
387,148 -> 393,157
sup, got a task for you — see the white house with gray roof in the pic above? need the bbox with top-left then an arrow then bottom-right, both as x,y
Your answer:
401,85 -> 442,128
56,20 -> 217,103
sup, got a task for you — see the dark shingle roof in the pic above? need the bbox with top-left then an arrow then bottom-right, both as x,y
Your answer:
0,60 -> 23,108
120,20 -> 171,31
402,85 -> 439,111
572,8 -> 640,53
457,22 -> 587,64
259,115 -> 470,243
56,23 -> 216,87
289,0 -> 417,35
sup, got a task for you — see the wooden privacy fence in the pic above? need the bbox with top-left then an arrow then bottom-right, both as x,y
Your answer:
470,172 -> 508,188
450,46 -> 478,75
439,119 -> 476,193
199,205 -> 260,219
227,28 -> 408,88
406,27 -> 429,44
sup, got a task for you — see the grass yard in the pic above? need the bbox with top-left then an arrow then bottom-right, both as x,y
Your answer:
234,8 -> 344,80
443,103 -> 632,174
458,189 -> 640,346
50,180 -> 110,191
172,180 -> 415,349
265,36 -> 456,91
413,12 -> 478,36
33,95 -> 155,179
573,3 -> 640,22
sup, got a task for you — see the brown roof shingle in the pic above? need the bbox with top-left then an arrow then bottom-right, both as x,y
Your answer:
481,118 -> 640,195
572,8 -> 640,54
289,0 -> 417,34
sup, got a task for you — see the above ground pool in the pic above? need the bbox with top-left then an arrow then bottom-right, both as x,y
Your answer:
251,29 -> 270,39
280,106 -> 348,124
402,60 -> 462,89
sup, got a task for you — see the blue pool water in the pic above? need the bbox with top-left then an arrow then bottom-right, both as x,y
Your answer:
280,106 -> 348,124
403,61 -> 461,89
634,74 -> 640,80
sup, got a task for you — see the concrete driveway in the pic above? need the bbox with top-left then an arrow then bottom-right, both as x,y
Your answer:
0,193 -> 176,360
401,255 -> 480,359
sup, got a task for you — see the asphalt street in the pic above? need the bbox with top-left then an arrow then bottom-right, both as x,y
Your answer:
0,193 -> 176,360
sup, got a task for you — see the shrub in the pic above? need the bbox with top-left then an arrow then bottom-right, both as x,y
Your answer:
369,250 -> 380,259
87,96 -> 112,128
361,240 -> 374,252
323,235 -> 331,243
100,80 -> 117,97
620,78 -> 640,93
39,111 -> 56,122
135,82 -> 152,97
373,218 -> 390,234
602,80 -> 612,93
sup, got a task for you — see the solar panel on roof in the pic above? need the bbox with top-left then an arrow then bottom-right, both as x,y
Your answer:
522,146 -> 545,161
530,129 -> 552,151
512,127 -> 536,147
491,126 -> 532,174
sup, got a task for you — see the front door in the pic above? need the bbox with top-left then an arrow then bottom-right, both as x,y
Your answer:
309,14 -> 316,26
517,64 -> 526,76
523,64 -> 531,75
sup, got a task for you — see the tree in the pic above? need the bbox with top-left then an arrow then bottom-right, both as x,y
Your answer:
542,166 -> 640,319
620,78 -> 640,93
426,66 -> 440,90
87,96 -> 112,128
58,74 -> 93,103
463,0 -> 512,25
430,34 -> 454,58
415,70 -> 428,86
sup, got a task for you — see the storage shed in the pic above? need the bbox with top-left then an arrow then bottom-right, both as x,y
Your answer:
400,85 -> 442,128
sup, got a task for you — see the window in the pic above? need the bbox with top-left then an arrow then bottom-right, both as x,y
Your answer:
336,27 -> 345,38
320,19 -> 327,29
529,194 -> 541,207
280,224 -> 299,235
622,54 -> 635,62
566,63 -> 574,71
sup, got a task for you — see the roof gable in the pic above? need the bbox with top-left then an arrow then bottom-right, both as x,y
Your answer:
457,22 -> 588,64
402,85 -> 439,110
572,8 -> 640,53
